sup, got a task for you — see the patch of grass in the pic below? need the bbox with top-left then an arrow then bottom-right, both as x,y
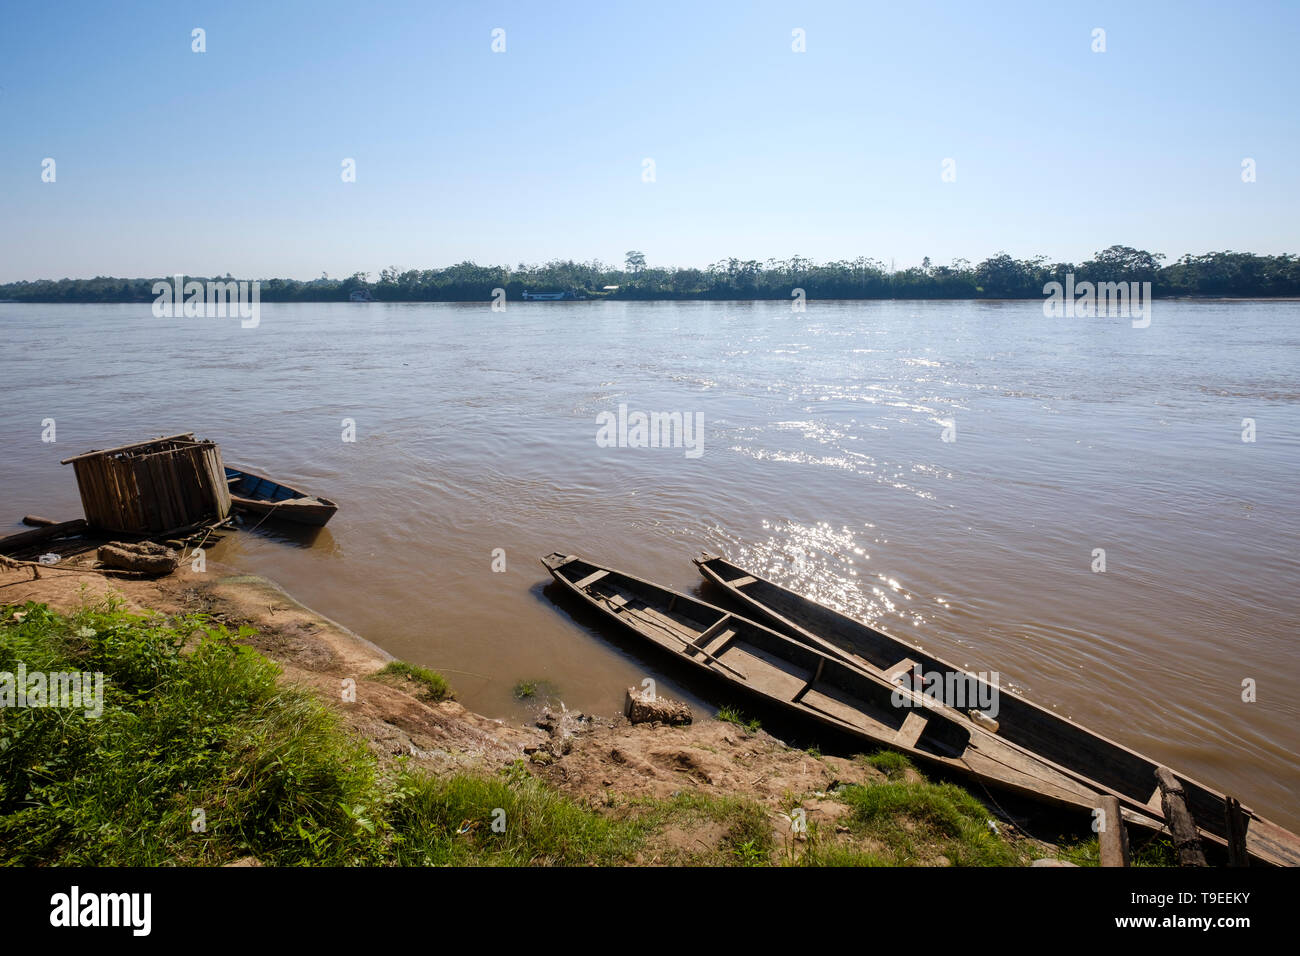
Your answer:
716,705 -> 761,734
861,750 -> 914,778
376,660 -> 453,703
512,678 -> 559,701
1057,830 -> 1177,868
383,765 -> 641,866
816,777 -> 1027,866
1131,833 -> 1177,866
630,791 -> 775,866
798,844 -> 894,867
1056,837 -> 1100,867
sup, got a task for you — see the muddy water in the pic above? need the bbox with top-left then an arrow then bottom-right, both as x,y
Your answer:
2,299 -> 1297,827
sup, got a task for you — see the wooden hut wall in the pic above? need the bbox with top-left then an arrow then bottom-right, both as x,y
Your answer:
66,437 -> 231,534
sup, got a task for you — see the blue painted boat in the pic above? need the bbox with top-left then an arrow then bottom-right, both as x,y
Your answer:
225,466 -> 338,526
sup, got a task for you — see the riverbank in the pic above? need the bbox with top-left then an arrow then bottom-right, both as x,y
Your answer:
4,246 -> 1299,302
0,556 -> 1127,866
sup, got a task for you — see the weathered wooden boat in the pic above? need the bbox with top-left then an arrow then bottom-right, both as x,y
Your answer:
694,553 -> 1300,867
224,467 -> 338,526
542,552 -> 1174,835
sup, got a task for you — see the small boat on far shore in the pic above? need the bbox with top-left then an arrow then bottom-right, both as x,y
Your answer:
521,290 -> 586,301
225,467 -> 338,526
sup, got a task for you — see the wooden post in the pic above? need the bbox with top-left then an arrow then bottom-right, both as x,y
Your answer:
1224,797 -> 1249,868
1155,766 -> 1207,867
1098,795 -> 1130,867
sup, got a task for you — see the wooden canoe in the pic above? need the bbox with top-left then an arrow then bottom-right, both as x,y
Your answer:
542,551 -> 1171,834
695,552 -> 1300,867
224,467 -> 338,527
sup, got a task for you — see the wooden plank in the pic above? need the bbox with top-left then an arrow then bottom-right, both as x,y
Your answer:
1224,797 -> 1248,868
883,658 -> 918,684
686,615 -> 733,655
793,657 -> 827,703
895,711 -> 928,749
729,575 -> 757,587
1156,767 -> 1207,867
1099,795 -> 1131,867
207,445 -> 231,517
573,569 -> 610,590
699,629 -> 737,658
59,433 -> 196,465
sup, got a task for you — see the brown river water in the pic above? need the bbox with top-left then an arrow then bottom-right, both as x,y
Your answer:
2,299 -> 1297,828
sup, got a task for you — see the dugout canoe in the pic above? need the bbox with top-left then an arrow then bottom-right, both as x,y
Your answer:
694,552 -> 1300,867
542,551 -> 1171,835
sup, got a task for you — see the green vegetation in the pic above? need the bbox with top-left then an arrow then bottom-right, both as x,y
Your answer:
715,705 -> 761,733
512,678 -> 559,701
798,779 -> 1026,867
384,766 -> 640,865
628,791 -> 775,866
4,246 -> 1299,303
375,660 -> 452,703
0,601 -> 381,865
0,601 -> 625,866
1056,832 -> 1177,868
863,750 -> 914,778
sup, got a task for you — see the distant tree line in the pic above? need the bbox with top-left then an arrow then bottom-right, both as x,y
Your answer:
3,246 -> 1298,303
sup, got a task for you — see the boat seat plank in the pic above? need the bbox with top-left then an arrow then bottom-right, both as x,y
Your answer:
729,575 -> 757,588
686,615 -> 733,655
884,658 -> 918,684
574,570 -> 610,590
700,629 -> 737,658
793,657 -> 827,703
799,688 -> 880,733
895,711 -> 928,749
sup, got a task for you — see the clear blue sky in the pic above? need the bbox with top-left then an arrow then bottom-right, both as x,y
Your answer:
1,0 -> 1296,281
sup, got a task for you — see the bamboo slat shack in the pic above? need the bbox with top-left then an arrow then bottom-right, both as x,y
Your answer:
60,433 -> 232,534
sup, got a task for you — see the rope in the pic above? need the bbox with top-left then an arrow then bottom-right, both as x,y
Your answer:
240,501 -> 286,536
0,556 -> 152,579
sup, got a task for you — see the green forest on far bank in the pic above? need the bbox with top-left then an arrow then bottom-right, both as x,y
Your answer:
3,246 -> 1298,303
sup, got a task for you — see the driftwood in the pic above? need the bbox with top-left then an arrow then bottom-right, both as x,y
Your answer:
1156,766 -> 1208,866
0,519 -> 87,555
1098,795 -> 1130,867
623,686 -> 692,725
21,515 -> 58,527
96,541 -> 179,576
